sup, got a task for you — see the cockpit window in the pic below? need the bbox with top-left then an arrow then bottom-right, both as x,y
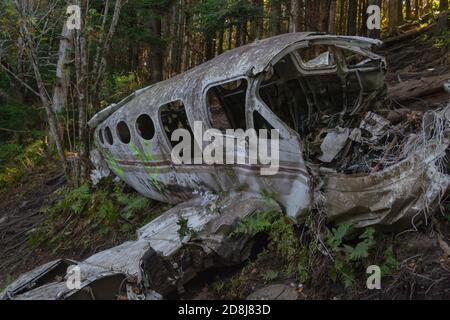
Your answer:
340,48 -> 379,69
296,45 -> 336,69
206,79 -> 248,131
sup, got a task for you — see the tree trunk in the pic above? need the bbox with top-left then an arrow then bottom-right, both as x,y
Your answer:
75,0 -> 89,180
406,0 -> 412,20
251,0 -> 264,40
149,14 -> 164,83
289,0 -> 301,32
318,0 -> 331,32
348,0 -> 358,35
398,0 -> 404,26
415,0 -> 419,19
181,0 -> 191,71
269,0 -> 281,36
52,23 -> 73,113
388,0 -> 399,35
217,26 -> 224,55
328,0 -> 337,34
13,0 -> 68,176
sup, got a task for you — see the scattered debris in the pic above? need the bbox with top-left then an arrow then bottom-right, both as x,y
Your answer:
1,192 -> 281,300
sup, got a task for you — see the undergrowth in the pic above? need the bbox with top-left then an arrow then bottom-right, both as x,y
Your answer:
213,204 -> 402,299
28,178 -> 168,256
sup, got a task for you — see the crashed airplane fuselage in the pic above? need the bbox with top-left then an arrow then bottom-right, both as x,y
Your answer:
4,33 -> 450,300
89,32 -> 387,221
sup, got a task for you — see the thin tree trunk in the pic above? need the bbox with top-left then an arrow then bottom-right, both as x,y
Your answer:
269,0 -> 281,36
388,0 -> 399,35
93,0 -> 122,103
13,0 -> 68,176
289,0 -> 301,32
398,0 -> 404,25
348,0 -> 358,35
217,26 -> 224,54
181,0 -> 191,71
75,0 -> 89,180
149,13 -> 164,83
415,0 -> 419,19
328,0 -> 337,34
406,0 -> 412,20
318,0 -> 330,32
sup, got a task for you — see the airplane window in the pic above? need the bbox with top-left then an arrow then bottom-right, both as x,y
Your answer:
258,55 -> 309,135
104,126 -> 114,145
160,100 -> 193,148
98,129 -> 104,144
206,79 -> 247,131
136,114 -> 155,140
117,121 -> 131,144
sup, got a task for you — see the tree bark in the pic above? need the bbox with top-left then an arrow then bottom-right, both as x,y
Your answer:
388,0 -> 399,36
318,0 -> 331,32
289,0 -> 302,32
398,0 -> 404,26
328,0 -> 337,34
149,13 -> 164,83
406,0 -> 412,20
348,0 -> 358,35
269,0 -> 281,36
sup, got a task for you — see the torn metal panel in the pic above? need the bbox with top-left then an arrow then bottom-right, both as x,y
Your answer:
1,192 -> 281,300
88,33 -> 385,221
320,107 -> 450,228
0,259 -> 76,299
318,128 -> 350,163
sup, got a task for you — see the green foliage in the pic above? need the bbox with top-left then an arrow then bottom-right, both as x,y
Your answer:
326,223 -> 352,251
380,246 -> 401,276
262,269 -> 279,282
0,102 -> 42,141
1,274 -> 13,291
326,225 -> 377,288
0,139 -> 46,188
231,209 -> 301,277
100,72 -> 141,108
192,0 -> 261,33
29,180 -> 159,253
231,210 -> 278,237
432,29 -> 450,49
176,217 -> 199,240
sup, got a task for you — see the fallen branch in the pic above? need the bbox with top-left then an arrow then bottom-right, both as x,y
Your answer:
388,72 -> 450,102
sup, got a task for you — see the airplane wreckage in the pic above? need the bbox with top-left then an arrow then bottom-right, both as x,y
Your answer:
3,32 -> 450,300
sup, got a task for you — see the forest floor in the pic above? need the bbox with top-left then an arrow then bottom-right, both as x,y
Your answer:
0,23 -> 449,299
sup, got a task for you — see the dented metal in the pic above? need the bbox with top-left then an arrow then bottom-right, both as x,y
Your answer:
88,32 -> 387,220
3,33 -> 450,300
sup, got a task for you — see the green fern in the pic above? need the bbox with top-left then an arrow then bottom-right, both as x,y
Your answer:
326,223 -> 352,250
231,210 -> 278,237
